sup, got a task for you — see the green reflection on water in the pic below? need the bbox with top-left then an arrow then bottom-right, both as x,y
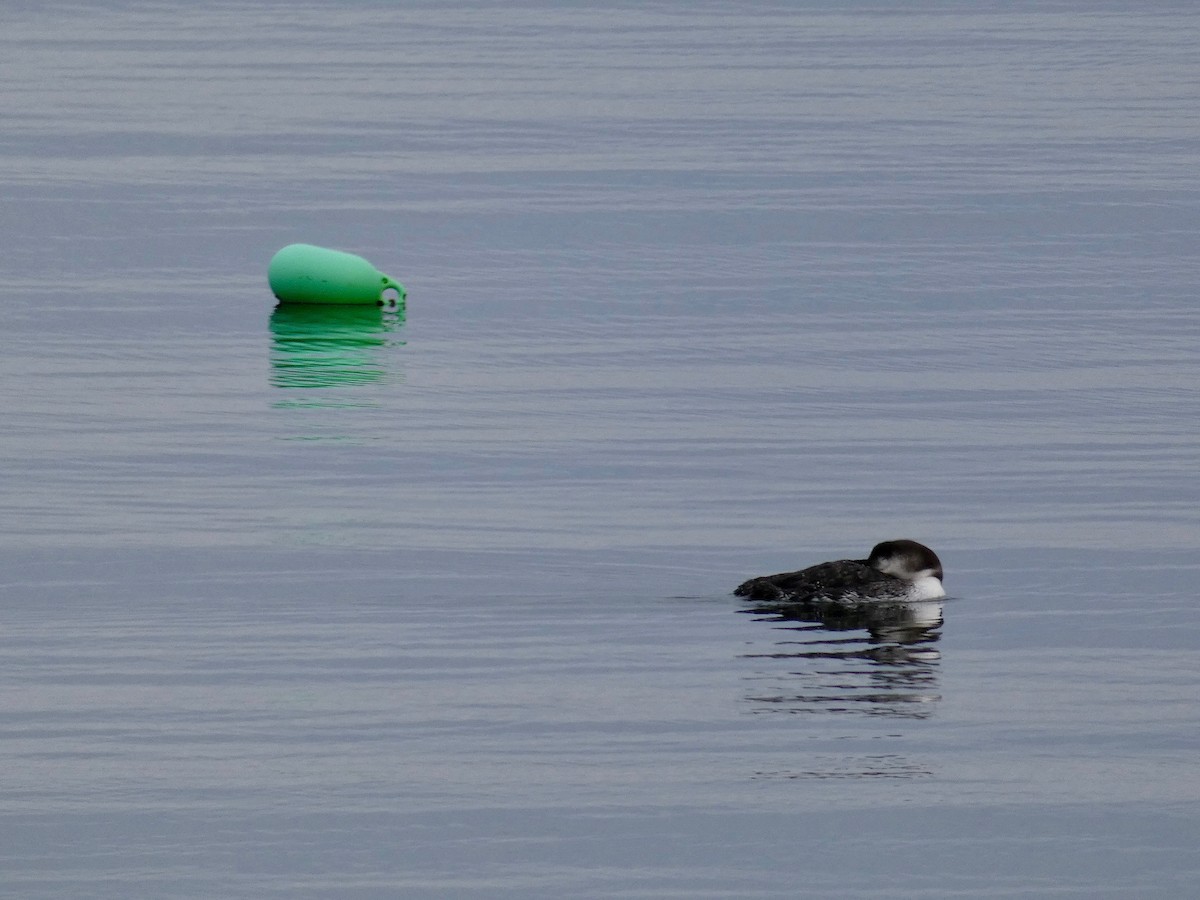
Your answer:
269,303 -> 405,391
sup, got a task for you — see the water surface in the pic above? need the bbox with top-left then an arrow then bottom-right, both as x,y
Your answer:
2,3 -> 1199,897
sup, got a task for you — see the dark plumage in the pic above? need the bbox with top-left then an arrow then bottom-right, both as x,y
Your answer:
734,539 -> 944,604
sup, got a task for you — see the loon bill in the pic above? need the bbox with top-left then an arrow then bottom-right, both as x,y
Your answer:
734,539 -> 945,604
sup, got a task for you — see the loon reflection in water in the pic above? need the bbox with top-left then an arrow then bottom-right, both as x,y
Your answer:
742,591 -> 944,648
739,590 -> 944,722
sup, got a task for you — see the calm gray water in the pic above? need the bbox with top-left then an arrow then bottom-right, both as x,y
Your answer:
3,3 -> 1199,897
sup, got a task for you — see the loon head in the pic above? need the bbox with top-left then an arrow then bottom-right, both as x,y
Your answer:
867,540 -> 944,586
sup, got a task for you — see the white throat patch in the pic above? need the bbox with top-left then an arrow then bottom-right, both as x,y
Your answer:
907,574 -> 946,600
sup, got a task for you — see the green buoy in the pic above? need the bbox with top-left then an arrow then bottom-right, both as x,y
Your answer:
268,243 -> 406,307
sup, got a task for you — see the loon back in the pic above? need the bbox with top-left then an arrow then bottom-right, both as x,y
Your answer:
734,558 -> 888,602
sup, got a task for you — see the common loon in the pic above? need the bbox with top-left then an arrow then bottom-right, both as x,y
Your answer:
734,540 -> 945,604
